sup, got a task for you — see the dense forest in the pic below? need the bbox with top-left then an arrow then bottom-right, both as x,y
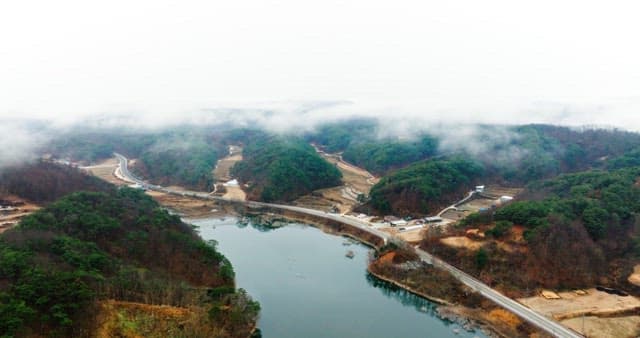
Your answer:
46,128 -> 226,191
231,134 -> 342,202
132,134 -> 225,191
348,124 -> 640,215
307,120 -> 439,175
0,185 -> 258,337
365,157 -> 484,215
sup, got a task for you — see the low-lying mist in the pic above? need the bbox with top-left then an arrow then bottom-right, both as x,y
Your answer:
0,101 -> 636,169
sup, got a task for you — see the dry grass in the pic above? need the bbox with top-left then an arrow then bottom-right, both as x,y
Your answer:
440,236 -> 486,251
487,308 -> 522,329
84,157 -> 127,186
440,209 -> 469,221
561,315 -> 640,338
95,300 -> 225,338
518,288 -> 640,320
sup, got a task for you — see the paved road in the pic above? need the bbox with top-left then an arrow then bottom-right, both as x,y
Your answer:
436,191 -> 476,217
113,153 -> 582,338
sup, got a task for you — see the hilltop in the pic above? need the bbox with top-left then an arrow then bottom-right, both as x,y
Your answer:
0,165 -> 259,337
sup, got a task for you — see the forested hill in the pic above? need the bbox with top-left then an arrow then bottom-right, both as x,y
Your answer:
306,119 -> 439,175
0,187 -> 259,337
0,161 -> 113,203
309,122 -> 640,180
335,123 -> 640,215
365,157 -> 484,215
432,165 -> 640,293
231,134 -> 342,202
46,128 -> 226,191
132,135 -> 225,191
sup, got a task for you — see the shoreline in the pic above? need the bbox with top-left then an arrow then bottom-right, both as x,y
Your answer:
154,188 -> 538,338
189,212 -> 508,338
367,266 -> 526,338
366,269 -> 453,306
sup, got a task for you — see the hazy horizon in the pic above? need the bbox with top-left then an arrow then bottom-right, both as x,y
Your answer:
1,1 -> 639,131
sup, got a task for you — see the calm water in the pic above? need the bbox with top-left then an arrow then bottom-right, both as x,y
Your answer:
192,217 -> 485,338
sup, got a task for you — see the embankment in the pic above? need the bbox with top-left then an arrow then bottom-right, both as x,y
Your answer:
243,206 -> 385,249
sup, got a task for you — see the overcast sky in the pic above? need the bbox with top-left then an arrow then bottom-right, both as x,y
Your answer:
1,1 -> 639,129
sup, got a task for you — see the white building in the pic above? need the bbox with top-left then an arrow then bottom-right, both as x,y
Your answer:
499,195 -> 514,203
390,219 -> 408,227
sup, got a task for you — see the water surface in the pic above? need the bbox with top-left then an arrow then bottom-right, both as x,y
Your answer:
193,217 -> 485,338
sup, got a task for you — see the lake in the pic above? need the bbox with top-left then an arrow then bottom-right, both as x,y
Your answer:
192,217 -> 485,338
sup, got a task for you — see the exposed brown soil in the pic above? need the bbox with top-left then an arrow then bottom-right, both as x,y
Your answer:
293,147 -> 378,213
85,157 -> 128,186
0,195 -> 40,233
396,228 -> 427,243
628,264 -> 640,287
222,186 -> 246,201
145,190 -> 237,218
213,146 -> 243,182
518,288 -> 640,320
561,315 -> 640,338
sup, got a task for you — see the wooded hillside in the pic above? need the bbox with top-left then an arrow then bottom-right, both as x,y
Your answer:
0,187 -> 258,337
232,134 -> 342,202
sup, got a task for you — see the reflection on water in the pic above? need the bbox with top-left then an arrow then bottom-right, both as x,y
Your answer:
191,217 -> 486,338
365,273 -> 442,319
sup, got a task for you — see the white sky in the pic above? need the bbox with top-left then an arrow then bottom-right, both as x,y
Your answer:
1,0 -> 639,129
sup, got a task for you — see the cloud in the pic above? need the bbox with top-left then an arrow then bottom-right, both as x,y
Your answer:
0,121 -> 49,169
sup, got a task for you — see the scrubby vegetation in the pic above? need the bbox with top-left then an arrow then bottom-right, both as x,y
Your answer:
0,161 -> 114,203
0,188 -> 258,337
427,166 -> 640,294
366,157 -> 484,215
232,134 -> 342,202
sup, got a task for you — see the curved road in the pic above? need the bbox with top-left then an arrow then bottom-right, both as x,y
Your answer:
113,153 -> 582,338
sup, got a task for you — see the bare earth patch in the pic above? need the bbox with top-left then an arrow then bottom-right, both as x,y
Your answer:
0,196 -> 40,233
440,236 -> 486,251
213,146 -> 243,182
328,156 -> 378,194
294,148 -> 378,213
396,229 -> 426,243
145,190 -> 234,218
518,288 -> 640,337
627,264 -> 640,287
518,288 -> 640,320
561,315 -> 640,338
482,186 -> 524,198
83,157 -> 127,186
222,185 -> 246,201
